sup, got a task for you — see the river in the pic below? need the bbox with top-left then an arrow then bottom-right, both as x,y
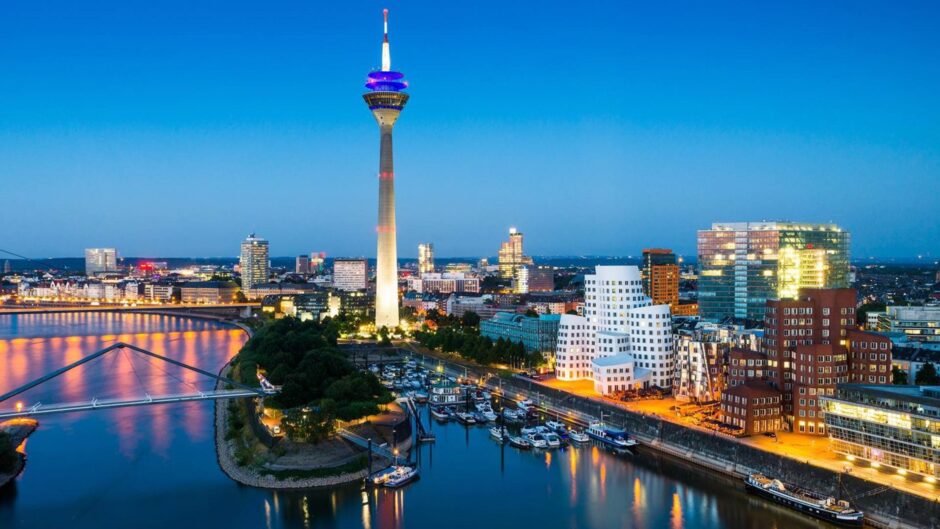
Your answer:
0,313 -> 832,529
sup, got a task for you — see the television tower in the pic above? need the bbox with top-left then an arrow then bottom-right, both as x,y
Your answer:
364,8 -> 408,329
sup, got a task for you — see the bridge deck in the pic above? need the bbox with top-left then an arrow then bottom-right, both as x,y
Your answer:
0,388 -> 277,420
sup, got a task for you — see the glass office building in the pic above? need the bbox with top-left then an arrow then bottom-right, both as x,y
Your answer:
822,384 -> 940,479
697,222 -> 849,322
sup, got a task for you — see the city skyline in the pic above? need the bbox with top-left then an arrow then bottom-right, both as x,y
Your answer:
2,1 -> 939,259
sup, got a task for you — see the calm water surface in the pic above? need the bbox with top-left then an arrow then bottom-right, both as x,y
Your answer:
0,313 -> 832,529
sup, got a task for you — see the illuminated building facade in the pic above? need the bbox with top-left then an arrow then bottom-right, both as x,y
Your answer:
642,248 -> 679,307
364,9 -> 407,329
720,287 -> 892,435
697,222 -> 849,322
721,381 -> 783,435
480,312 -> 561,354
407,272 -> 480,294
822,384 -> 940,479
513,264 -> 554,294
554,266 -> 673,394
180,281 -> 238,304
239,234 -> 269,298
85,248 -> 118,276
418,243 -> 434,275
498,228 -> 532,279
333,258 -> 368,291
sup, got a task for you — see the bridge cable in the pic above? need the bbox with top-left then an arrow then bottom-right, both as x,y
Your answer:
121,348 -> 149,398
140,351 -> 203,394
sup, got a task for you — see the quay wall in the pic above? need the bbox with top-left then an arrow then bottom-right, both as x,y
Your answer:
412,349 -> 940,529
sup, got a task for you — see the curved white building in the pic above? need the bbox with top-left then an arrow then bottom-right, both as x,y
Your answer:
555,265 -> 673,394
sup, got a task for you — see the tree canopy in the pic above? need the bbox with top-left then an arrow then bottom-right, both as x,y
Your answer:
234,317 -> 392,423
915,362 -> 940,386
414,318 -> 543,368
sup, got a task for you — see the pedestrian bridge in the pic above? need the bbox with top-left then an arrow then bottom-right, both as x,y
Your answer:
0,342 -> 277,420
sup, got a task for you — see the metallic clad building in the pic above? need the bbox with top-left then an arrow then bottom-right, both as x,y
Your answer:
364,9 -> 408,329
697,222 -> 850,322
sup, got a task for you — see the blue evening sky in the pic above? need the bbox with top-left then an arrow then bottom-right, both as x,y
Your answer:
1,1 -> 938,260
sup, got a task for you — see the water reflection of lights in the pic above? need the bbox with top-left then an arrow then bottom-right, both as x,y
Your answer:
633,477 -> 646,514
545,450 -> 552,468
302,495 -> 310,528
264,499 -> 272,529
361,497 -> 371,529
671,491 -> 683,529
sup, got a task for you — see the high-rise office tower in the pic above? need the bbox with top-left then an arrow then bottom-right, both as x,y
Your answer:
295,255 -> 311,275
642,248 -> 680,308
333,258 -> 368,291
84,248 -> 117,276
498,228 -> 531,279
418,243 -> 434,275
697,222 -> 849,322
364,9 -> 407,329
3,260 -> 11,274
240,234 -> 269,296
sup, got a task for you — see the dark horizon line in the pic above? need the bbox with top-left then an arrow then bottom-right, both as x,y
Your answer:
3,255 -> 937,265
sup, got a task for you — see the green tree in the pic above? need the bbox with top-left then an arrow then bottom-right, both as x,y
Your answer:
378,326 -> 392,346
234,290 -> 248,303
915,362 -> 940,385
282,405 -> 336,443
525,309 -> 539,318
461,311 -> 480,327
892,365 -> 908,385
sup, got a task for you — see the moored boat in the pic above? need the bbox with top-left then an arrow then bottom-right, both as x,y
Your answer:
508,435 -> 532,449
545,420 -> 565,432
527,433 -> 548,449
370,466 -> 398,485
585,421 -> 637,449
455,412 -> 477,425
430,406 -> 449,421
384,465 -> 420,488
567,429 -> 590,443
489,426 -> 508,441
744,473 -> 863,527
544,432 -> 562,448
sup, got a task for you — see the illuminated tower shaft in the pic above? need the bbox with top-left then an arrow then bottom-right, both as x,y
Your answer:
364,9 -> 408,329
